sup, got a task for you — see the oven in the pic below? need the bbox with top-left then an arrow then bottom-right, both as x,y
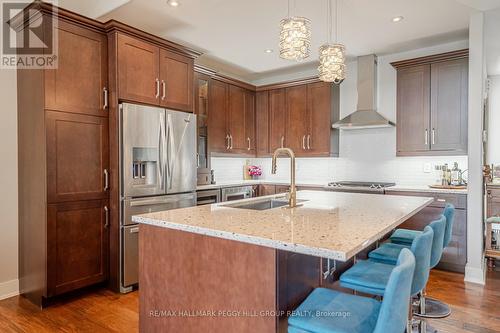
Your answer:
196,189 -> 221,206
221,185 -> 254,202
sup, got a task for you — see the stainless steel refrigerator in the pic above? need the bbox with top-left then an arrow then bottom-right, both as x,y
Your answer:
119,103 -> 197,292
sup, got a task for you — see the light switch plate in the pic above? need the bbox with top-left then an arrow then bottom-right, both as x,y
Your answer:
423,163 -> 432,173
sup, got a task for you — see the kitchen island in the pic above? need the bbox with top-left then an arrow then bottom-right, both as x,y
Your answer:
133,190 -> 433,333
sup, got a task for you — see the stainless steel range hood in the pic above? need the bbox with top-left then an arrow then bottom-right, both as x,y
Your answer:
332,54 -> 395,130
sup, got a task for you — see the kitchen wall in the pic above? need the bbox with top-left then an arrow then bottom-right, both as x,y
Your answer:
487,75 -> 500,164
0,68 -> 18,299
212,39 -> 470,186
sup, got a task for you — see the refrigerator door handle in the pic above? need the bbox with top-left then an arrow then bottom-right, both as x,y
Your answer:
158,113 -> 165,190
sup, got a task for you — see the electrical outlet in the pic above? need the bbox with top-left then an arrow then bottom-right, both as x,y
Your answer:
423,163 -> 432,173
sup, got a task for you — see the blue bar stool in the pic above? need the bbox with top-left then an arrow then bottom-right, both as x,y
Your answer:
339,226 -> 434,333
390,204 -> 455,318
369,216 -> 446,321
288,248 -> 416,333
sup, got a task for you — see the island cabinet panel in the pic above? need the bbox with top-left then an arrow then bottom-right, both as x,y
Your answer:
47,200 -> 109,297
393,50 -> 468,156
117,33 -> 160,106
139,225 -> 277,333
159,49 -> 194,112
44,20 -> 108,116
269,89 -> 287,152
385,190 -> 467,272
256,91 -> 270,156
45,111 -> 109,203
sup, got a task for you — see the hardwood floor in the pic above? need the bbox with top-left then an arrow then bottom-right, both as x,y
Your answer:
0,269 -> 498,333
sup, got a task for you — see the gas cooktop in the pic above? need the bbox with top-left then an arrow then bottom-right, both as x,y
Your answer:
325,181 -> 396,193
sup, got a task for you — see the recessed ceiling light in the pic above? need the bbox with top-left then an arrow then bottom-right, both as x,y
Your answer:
265,49 -> 273,54
167,0 -> 180,7
392,16 -> 404,23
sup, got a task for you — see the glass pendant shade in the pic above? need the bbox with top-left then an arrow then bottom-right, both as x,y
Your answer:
279,16 -> 311,61
318,43 -> 346,83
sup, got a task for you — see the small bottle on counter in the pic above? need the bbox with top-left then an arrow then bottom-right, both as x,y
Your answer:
451,162 -> 461,186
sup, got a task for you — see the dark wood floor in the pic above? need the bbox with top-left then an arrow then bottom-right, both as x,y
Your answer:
0,269 -> 498,333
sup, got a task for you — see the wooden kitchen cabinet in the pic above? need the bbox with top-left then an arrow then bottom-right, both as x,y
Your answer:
392,50 -> 468,156
258,184 -> 277,196
159,49 -> 194,111
117,34 -> 194,111
258,81 -> 338,157
396,65 -> 431,154
46,111 -> 109,203
286,85 -> 309,154
208,79 -> 229,153
430,58 -> 468,152
208,79 -> 256,155
47,200 -> 109,297
256,91 -> 270,156
385,190 -> 467,272
117,33 -> 160,106
45,20 -> 108,116
269,89 -> 287,152
487,187 -> 500,217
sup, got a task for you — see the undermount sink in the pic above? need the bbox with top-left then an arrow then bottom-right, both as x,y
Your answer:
224,197 -> 307,211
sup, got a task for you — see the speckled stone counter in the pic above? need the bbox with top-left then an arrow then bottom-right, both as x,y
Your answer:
133,190 -> 433,261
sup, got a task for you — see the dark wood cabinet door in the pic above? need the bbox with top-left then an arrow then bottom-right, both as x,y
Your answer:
117,34 -> 159,105
258,184 -> 276,196
227,85 -> 247,152
396,65 -> 431,155
47,200 -> 109,296
256,91 -> 270,156
208,79 -> 229,153
286,85 -> 308,154
244,90 -> 256,154
46,111 -> 109,203
269,89 -> 287,152
307,82 -> 332,156
159,49 -> 194,112
430,59 -> 468,153
45,21 -> 107,116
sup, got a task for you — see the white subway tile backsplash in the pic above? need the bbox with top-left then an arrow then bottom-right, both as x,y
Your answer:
211,156 -> 468,186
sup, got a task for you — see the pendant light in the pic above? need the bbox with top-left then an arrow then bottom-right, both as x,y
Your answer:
279,0 -> 311,61
318,0 -> 346,83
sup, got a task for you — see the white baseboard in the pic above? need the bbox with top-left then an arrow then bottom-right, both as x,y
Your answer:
464,261 -> 486,285
0,279 -> 19,300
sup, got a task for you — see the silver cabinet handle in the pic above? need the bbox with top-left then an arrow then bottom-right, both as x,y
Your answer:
104,169 -> 109,191
247,137 -> 251,151
103,87 -> 108,110
229,134 -> 233,149
307,135 -> 311,150
161,80 -> 166,100
104,206 -> 109,228
226,134 -> 230,150
130,227 -> 139,234
302,135 -> 306,149
155,78 -> 160,98
281,136 -> 284,148
432,128 -> 436,145
425,129 -> 428,145
436,198 -> 446,202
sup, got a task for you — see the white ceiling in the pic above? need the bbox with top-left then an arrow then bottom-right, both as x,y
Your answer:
58,0 -> 500,82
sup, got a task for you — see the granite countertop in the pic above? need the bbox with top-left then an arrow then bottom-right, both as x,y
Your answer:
133,190 -> 433,261
197,180 -> 468,194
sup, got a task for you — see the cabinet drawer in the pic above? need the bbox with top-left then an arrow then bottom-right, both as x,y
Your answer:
386,190 -> 466,209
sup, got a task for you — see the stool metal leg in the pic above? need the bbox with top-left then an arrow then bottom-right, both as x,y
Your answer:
414,288 -> 451,319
